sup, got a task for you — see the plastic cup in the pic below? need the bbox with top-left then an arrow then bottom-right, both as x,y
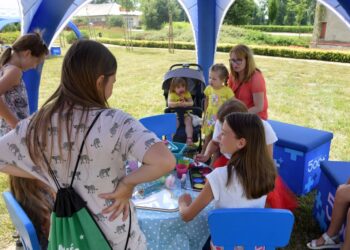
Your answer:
176,164 -> 188,178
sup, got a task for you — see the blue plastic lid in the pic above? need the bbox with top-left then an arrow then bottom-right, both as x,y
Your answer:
321,161 -> 350,186
268,120 -> 333,152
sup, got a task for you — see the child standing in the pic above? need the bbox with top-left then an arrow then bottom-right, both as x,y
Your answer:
179,113 -> 276,248
168,77 -> 194,145
0,32 -> 50,249
202,64 -> 233,153
0,31 -> 48,134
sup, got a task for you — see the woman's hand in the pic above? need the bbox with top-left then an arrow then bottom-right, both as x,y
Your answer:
99,178 -> 135,221
194,153 -> 210,163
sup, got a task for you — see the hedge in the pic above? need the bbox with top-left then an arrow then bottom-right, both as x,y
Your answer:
97,38 -> 350,63
242,25 -> 313,33
0,32 -> 20,44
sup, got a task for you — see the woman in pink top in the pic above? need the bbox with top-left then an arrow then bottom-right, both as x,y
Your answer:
227,44 -> 268,120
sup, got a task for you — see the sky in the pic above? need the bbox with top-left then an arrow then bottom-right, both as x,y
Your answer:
0,0 -> 20,18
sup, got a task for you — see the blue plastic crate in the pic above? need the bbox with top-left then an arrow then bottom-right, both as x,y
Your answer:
269,120 -> 333,195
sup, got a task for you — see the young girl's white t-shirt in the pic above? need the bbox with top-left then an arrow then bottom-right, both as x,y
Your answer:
212,119 -> 277,145
206,166 -> 267,209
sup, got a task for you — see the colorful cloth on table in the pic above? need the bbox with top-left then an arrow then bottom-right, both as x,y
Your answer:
228,70 -> 268,120
202,86 -> 233,135
0,108 -> 161,249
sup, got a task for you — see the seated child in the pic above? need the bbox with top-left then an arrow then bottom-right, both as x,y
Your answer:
10,176 -> 55,249
167,77 -> 194,145
179,112 -> 277,249
195,98 -> 298,211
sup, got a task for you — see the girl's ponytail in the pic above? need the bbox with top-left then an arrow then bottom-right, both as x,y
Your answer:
0,47 -> 12,67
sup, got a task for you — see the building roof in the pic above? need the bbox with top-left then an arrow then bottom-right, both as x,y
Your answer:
74,3 -> 141,17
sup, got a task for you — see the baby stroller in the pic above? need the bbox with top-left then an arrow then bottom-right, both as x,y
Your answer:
162,63 -> 206,151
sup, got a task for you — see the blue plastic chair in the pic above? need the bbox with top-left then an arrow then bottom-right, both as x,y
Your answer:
139,113 -> 177,140
208,208 -> 294,250
2,191 -> 40,250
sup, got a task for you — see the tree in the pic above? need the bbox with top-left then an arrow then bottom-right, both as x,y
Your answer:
275,0 -> 287,25
284,0 -> 296,25
295,0 -> 308,26
140,0 -> 182,30
224,0 -> 258,25
268,0 -> 278,24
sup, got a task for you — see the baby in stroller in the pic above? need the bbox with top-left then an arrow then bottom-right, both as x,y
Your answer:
167,77 -> 194,145
163,63 -> 205,150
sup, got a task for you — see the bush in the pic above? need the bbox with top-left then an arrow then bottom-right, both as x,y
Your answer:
97,37 -> 350,63
242,25 -> 313,33
0,31 -> 20,44
66,30 -> 90,44
1,23 -> 20,32
106,16 -> 124,28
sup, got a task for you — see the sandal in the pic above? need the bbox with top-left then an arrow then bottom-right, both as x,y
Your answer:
307,232 -> 342,249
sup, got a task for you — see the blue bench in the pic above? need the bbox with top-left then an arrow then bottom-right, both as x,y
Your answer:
269,120 -> 333,195
313,161 -> 350,237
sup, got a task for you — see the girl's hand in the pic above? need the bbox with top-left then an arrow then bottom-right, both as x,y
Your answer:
178,193 -> 192,207
99,178 -> 135,221
194,153 -> 210,163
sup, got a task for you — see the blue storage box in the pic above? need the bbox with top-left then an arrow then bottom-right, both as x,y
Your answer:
313,161 -> 350,237
50,46 -> 61,56
269,120 -> 333,195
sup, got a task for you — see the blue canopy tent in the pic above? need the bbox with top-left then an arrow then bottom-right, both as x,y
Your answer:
12,0 -> 350,113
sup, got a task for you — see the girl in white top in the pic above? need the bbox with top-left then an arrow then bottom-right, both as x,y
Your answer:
195,98 -> 277,166
0,40 -> 176,249
195,99 -> 297,212
178,112 -> 276,219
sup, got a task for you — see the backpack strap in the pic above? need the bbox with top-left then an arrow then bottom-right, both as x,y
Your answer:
125,206 -> 132,250
70,111 -> 102,187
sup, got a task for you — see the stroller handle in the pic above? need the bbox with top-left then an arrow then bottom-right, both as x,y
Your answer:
169,63 -> 203,71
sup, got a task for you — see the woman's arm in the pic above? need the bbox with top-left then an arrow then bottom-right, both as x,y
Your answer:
179,181 -> 214,222
248,92 -> 264,114
0,67 -> 22,128
100,142 -> 176,221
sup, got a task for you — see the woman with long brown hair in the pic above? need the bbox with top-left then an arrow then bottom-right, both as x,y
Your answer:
0,40 -> 175,249
227,44 -> 269,120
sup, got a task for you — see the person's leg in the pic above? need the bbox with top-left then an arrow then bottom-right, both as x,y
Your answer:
313,184 -> 350,246
184,116 -> 193,145
341,208 -> 350,250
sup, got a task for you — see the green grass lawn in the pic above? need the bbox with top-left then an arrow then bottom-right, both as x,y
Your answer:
0,45 -> 349,249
